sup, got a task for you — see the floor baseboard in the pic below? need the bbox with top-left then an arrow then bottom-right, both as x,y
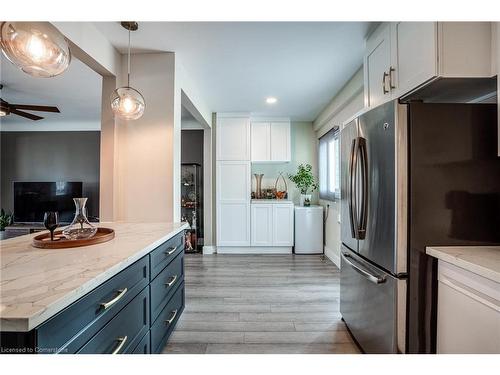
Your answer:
324,246 -> 340,269
202,246 -> 216,255
216,246 -> 292,254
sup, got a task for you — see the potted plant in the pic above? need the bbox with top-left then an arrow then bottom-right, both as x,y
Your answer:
0,209 -> 13,239
288,164 -> 318,206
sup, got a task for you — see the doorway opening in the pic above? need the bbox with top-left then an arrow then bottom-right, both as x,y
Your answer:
181,105 -> 205,253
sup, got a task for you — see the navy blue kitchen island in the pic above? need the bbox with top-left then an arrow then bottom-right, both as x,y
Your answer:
0,222 -> 188,354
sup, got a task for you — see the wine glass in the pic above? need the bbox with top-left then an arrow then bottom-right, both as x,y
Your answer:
43,211 -> 59,241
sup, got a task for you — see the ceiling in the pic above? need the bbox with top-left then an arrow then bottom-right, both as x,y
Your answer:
94,22 -> 373,121
0,53 -> 102,127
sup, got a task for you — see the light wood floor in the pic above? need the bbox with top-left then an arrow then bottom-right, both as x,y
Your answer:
162,254 -> 361,354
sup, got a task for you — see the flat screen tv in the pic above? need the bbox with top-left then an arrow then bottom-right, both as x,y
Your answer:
13,182 -> 83,224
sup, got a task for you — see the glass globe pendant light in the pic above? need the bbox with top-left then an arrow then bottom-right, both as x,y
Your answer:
110,22 -> 145,121
0,22 -> 71,78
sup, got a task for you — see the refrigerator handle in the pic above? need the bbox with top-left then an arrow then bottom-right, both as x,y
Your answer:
341,251 -> 386,284
357,137 -> 368,240
348,138 -> 358,239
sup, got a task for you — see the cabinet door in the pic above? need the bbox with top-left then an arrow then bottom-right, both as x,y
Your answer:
272,204 -> 294,246
392,22 -> 437,97
216,116 -> 250,161
270,122 -> 291,162
217,203 -> 250,246
437,262 -> 500,354
251,122 -> 271,161
216,161 -> 250,246
364,23 -> 392,108
251,204 -> 273,246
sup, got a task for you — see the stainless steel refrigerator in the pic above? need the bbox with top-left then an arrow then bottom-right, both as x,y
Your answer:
339,99 -> 500,354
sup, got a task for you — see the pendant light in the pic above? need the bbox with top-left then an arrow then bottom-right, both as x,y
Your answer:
110,22 -> 145,121
0,22 -> 71,78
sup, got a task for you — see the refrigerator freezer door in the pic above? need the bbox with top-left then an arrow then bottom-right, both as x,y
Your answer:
340,245 -> 406,353
340,118 -> 359,253
407,102 -> 500,353
357,101 -> 399,274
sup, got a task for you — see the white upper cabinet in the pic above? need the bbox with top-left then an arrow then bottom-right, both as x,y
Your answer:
216,116 -> 250,161
364,22 -> 493,108
391,22 -> 438,99
270,122 -> 291,162
364,23 -> 392,108
251,122 -> 271,161
250,120 -> 291,162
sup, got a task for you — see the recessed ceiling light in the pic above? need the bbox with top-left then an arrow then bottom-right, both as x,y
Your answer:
266,97 -> 277,104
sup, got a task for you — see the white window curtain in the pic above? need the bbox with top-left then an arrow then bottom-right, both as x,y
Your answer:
319,126 -> 340,201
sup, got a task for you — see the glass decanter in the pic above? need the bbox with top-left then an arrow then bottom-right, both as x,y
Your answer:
62,198 -> 98,240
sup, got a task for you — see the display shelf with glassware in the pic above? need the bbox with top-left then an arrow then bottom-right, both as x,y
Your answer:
181,163 -> 203,253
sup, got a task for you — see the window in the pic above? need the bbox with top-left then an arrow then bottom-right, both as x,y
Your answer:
319,126 -> 340,201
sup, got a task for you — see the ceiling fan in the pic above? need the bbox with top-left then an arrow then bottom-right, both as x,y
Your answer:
0,85 -> 60,121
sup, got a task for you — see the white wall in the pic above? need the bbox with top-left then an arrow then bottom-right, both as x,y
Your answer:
0,121 -> 100,132
115,52 -> 176,222
313,67 -> 364,267
251,121 -> 318,205
53,22 -> 121,77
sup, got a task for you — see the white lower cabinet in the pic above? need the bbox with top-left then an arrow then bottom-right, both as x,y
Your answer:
216,160 -> 251,247
251,202 -> 294,247
272,204 -> 294,246
218,203 -> 250,246
250,204 -> 273,246
436,261 -> 500,354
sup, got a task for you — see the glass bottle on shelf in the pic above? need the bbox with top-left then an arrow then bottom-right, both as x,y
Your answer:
190,210 -> 197,250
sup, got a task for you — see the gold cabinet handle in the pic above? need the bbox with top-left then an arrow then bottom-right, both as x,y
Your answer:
164,246 -> 177,255
100,288 -> 127,310
165,309 -> 178,325
164,275 -> 178,287
111,336 -> 128,354
388,66 -> 396,89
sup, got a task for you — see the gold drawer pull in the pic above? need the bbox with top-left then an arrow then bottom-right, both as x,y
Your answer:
165,275 -> 178,287
164,246 -> 177,255
111,336 -> 128,354
165,309 -> 178,325
100,288 -> 127,310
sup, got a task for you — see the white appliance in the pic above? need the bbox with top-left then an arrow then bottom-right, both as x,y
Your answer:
294,205 -> 323,254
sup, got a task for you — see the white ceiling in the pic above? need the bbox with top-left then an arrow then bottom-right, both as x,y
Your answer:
0,53 -> 102,128
94,22 -> 373,121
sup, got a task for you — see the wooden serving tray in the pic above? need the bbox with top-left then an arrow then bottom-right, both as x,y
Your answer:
32,228 -> 115,249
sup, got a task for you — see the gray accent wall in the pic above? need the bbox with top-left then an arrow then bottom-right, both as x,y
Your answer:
0,131 -> 100,220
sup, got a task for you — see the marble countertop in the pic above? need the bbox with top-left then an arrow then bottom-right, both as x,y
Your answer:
0,221 -> 189,332
251,199 -> 293,204
426,246 -> 500,283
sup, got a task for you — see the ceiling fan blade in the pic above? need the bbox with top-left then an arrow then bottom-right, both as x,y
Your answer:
10,104 -> 60,113
10,109 -> 44,121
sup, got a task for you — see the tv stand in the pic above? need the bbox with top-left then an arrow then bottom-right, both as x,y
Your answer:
4,223 -> 46,240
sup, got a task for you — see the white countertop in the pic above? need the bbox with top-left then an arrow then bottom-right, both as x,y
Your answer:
0,221 -> 188,332
251,199 -> 293,204
426,246 -> 500,283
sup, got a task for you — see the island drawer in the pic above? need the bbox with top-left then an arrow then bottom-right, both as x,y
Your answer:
132,331 -> 150,354
37,256 -> 149,353
150,281 -> 185,354
150,231 -> 184,279
150,251 -> 184,323
77,287 -> 149,354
